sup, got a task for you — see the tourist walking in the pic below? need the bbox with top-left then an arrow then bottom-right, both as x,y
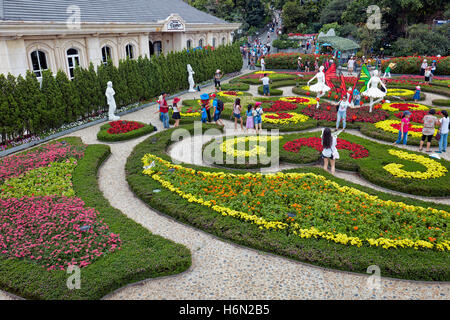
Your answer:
321,128 -> 339,175
336,97 -> 349,131
156,92 -> 170,129
394,111 -> 411,146
438,110 -> 449,153
260,56 -> 266,71
261,73 -> 271,96
413,86 -> 421,102
214,69 -> 223,91
254,102 -> 264,134
419,109 -> 439,152
245,105 -> 255,133
347,57 -> 355,76
233,98 -> 244,131
171,97 -> 181,128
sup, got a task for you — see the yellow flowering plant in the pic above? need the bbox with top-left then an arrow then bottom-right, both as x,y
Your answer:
374,119 -> 438,138
219,136 -> 282,158
262,113 -> 310,125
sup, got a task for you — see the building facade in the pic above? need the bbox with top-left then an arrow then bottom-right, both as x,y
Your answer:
0,0 -> 240,79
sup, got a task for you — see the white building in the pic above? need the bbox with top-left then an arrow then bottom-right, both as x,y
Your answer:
0,0 -> 240,79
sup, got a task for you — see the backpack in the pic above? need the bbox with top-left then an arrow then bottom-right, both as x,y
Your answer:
216,99 -> 224,112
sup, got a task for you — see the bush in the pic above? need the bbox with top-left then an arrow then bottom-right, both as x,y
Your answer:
221,82 -> 250,91
432,99 -> 450,107
272,39 -> 300,50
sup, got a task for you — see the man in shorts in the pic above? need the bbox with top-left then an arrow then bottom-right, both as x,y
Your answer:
419,109 -> 438,152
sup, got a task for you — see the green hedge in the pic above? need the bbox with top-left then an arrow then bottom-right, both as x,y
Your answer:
381,56 -> 450,76
97,121 -> 155,142
257,80 -> 299,96
265,53 -> 332,70
126,125 -> 450,281
0,137 -> 191,299
0,44 -> 243,145
221,82 -> 250,91
432,99 -> 450,107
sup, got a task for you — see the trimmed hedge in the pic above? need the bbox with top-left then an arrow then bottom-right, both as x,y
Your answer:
97,121 -> 155,142
264,53 -> 332,70
257,80 -> 299,96
381,56 -> 450,76
126,125 -> 450,281
221,82 -> 250,91
0,137 -> 191,300
432,99 -> 450,107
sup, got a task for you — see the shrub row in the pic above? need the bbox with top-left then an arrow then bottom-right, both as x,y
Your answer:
264,53 -> 333,70
381,56 -> 450,76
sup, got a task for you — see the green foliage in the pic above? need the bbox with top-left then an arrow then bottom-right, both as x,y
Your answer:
272,39 -> 300,49
432,99 -> 450,107
319,22 -> 342,36
319,0 -> 349,25
0,44 -> 243,145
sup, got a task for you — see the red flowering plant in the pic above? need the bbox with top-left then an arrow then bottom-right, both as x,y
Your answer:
107,120 -> 145,135
0,196 -> 121,271
301,104 -> 390,123
283,137 -> 369,159
394,110 -> 442,123
264,101 -> 299,112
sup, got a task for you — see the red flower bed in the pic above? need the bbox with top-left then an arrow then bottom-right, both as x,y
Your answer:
0,196 -> 121,271
394,110 -> 441,123
301,104 -> 390,123
387,103 -> 426,112
282,97 -> 311,104
390,123 -> 422,133
264,101 -> 299,112
222,91 -> 239,96
265,113 -> 294,120
0,142 -> 85,183
283,137 -> 369,159
107,121 -> 144,135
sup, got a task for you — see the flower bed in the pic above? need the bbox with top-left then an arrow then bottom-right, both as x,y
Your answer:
279,96 -> 317,105
263,101 -> 299,112
217,91 -> 244,98
387,88 -> 416,97
382,102 -> 429,112
219,136 -> 282,158
97,120 -> 154,142
394,110 -> 441,123
301,105 -> 390,124
283,137 -> 369,159
142,154 -> 449,251
263,112 -> 310,124
381,56 -> 450,76
374,119 -> 438,138
264,53 -> 332,69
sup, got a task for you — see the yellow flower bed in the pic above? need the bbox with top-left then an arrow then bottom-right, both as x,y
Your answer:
262,112 -> 310,125
383,149 -> 448,180
381,102 -> 429,112
374,119 -> 438,138
220,136 -> 282,158
217,91 -> 244,98
279,96 -> 317,105
180,112 -> 201,117
142,154 -> 450,251
387,88 -> 415,97
254,71 -> 275,74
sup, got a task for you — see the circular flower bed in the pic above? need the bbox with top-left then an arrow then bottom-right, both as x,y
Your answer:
262,113 -> 310,124
220,136 -> 282,158
374,119 -> 438,138
382,102 -> 429,112
97,120 -> 154,142
383,149 -> 448,180
279,96 -> 317,105
394,110 -> 441,123
283,137 -> 369,159
0,196 -> 121,271
217,91 -> 244,98
301,105 -> 390,123
386,88 -> 416,97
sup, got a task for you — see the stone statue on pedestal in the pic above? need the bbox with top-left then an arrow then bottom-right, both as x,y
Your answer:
106,81 -> 120,121
187,64 -> 196,93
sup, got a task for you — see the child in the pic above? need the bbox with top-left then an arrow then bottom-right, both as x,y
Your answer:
394,111 -> 411,145
171,97 -> 181,128
413,86 -> 421,102
246,105 -> 255,133
353,87 -> 361,107
254,102 -> 264,134
321,128 -> 339,175
201,104 -> 208,123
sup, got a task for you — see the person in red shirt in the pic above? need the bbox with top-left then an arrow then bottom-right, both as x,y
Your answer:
155,92 -> 170,129
394,111 -> 411,145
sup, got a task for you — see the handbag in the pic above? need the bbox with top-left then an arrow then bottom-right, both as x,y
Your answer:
435,132 -> 441,142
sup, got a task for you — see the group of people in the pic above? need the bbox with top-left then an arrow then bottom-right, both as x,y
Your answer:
395,108 -> 449,154
231,98 -> 264,134
420,59 -> 438,84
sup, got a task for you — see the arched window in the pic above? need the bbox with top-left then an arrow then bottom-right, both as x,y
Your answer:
67,48 -> 80,80
222,37 -> 226,45
186,40 -> 192,50
101,46 -> 111,65
30,50 -> 48,78
199,39 -> 204,48
212,38 -> 217,48
125,44 -> 134,59
149,41 -> 155,56
153,41 -> 162,56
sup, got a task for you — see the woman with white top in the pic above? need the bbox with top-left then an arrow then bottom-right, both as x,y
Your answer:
438,110 -> 449,153
321,128 -> 340,175
420,59 -> 428,76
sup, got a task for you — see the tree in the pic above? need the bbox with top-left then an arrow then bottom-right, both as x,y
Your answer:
320,0 -> 350,25
41,70 -> 65,130
56,70 -> 81,123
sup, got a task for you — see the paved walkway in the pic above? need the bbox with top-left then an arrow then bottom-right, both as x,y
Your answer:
1,74 -> 449,301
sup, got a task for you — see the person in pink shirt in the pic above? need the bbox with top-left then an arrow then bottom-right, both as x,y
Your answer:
394,111 -> 411,145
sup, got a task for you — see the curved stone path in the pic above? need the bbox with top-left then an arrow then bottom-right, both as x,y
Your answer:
1,75 -> 449,300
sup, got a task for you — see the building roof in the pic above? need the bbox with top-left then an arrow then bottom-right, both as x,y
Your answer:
317,36 -> 360,51
0,0 -> 228,24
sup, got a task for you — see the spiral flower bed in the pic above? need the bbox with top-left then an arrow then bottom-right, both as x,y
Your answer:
283,137 -> 370,159
374,120 -> 438,138
301,105 -> 390,123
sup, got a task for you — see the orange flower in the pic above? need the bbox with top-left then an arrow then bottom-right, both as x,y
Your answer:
354,226 -> 359,231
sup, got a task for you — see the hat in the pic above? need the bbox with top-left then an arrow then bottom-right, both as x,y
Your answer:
216,69 -> 221,73
173,97 -> 181,104
200,93 -> 210,100
255,102 -> 262,107
211,93 -> 216,98
403,111 -> 411,116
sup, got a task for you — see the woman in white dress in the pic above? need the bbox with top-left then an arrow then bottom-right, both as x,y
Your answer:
362,70 -> 387,112
307,66 -> 331,108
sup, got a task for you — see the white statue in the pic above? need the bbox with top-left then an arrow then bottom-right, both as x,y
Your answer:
187,64 -> 196,93
362,70 -> 387,113
106,81 -> 120,121
307,66 -> 331,108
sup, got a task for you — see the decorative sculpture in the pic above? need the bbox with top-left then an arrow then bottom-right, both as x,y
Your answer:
187,64 -> 196,93
362,70 -> 387,113
307,65 -> 336,108
106,81 -> 120,121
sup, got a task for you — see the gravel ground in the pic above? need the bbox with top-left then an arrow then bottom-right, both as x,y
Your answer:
1,72 -> 449,300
